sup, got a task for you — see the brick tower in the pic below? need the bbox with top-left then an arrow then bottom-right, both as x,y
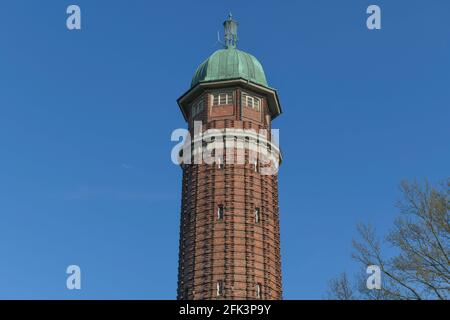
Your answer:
176,14 -> 283,300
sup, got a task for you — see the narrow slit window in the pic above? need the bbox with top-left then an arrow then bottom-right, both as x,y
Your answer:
217,280 -> 224,296
255,208 -> 260,223
217,205 -> 224,220
256,283 -> 261,298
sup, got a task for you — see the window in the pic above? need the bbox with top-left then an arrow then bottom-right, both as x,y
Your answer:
212,91 -> 233,106
254,208 -> 260,223
242,92 -> 261,111
191,99 -> 204,117
245,136 -> 250,149
217,280 -> 224,296
217,205 -> 224,220
256,283 -> 261,299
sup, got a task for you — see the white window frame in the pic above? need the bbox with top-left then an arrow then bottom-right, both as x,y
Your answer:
212,91 -> 233,106
242,92 -> 261,111
255,208 -> 260,223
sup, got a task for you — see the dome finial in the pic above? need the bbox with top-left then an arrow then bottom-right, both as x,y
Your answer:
223,13 -> 238,49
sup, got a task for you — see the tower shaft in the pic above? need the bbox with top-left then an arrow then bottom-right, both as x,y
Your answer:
176,16 -> 283,300
177,87 -> 282,300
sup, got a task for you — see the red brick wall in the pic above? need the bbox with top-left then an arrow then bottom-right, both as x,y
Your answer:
178,86 -> 282,300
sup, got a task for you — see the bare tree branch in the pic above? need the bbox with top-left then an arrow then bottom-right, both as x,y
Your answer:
327,178 -> 450,300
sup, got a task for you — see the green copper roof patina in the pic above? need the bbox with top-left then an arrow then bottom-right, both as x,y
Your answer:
190,48 -> 268,88
190,14 -> 268,88
178,14 -> 282,122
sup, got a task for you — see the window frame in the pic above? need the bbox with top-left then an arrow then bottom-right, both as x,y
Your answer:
191,98 -> 204,118
242,92 -> 261,112
212,91 -> 234,106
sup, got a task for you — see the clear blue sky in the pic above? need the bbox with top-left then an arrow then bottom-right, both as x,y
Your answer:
0,0 -> 448,299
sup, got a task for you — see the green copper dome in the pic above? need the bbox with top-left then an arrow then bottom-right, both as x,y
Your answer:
191,48 -> 268,88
